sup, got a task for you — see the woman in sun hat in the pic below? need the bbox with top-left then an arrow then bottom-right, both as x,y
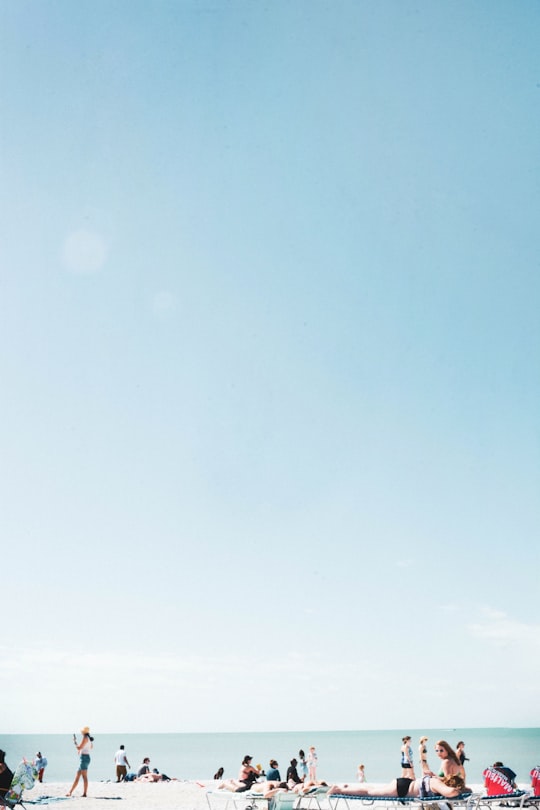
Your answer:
67,726 -> 94,797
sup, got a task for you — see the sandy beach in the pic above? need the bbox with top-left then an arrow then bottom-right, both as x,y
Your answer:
24,779 -> 216,810
23,779 -> 496,810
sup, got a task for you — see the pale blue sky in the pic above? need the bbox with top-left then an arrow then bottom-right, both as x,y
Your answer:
1,0 -> 539,733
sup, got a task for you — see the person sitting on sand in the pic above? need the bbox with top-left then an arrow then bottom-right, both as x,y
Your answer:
135,757 -> 171,781
137,758 -> 152,777
328,773 -> 468,800
137,772 -> 159,782
267,761 -> 281,781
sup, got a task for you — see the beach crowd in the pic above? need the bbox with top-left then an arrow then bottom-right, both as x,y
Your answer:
1,730 -> 539,806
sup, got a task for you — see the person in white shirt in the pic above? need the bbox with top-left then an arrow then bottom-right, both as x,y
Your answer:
114,745 -> 131,782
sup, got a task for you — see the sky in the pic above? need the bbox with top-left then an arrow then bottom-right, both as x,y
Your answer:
1,0 -> 539,735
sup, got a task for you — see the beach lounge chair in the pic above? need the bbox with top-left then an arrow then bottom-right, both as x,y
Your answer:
208,787 -> 327,810
472,792 -> 528,810
270,793 -> 302,810
206,788 -> 269,810
321,791 -> 476,810
0,761 -> 37,810
291,788 -> 332,810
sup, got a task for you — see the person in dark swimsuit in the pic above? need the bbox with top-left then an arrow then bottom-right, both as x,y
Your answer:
419,736 -> 430,774
327,773 -> 468,800
456,743 -> 469,767
287,759 -> 302,785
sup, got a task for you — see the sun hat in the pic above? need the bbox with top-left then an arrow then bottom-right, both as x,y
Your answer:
81,726 -> 90,734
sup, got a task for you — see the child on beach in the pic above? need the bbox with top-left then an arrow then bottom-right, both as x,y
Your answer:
356,764 -> 366,782
298,751 -> 308,782
307,747 -> 318,781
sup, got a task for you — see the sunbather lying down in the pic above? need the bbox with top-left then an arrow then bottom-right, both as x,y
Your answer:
218,779 -> 288,796
328,774 -> 469,800
218,779 -> 328,798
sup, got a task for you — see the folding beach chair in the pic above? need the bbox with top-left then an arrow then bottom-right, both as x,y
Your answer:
0,761 -> 37,810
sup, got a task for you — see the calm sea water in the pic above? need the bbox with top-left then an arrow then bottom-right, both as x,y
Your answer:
2,729 -> 538,786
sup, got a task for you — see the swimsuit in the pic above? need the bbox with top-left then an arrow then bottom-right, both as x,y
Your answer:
401,747 -> 413,769
419,776 -> 436,799
396,778 -> 413,798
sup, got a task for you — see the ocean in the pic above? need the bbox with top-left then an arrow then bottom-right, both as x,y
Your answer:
2,728 -> 538,786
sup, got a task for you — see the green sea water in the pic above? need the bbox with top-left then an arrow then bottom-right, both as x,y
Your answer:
2,728 -> 538,785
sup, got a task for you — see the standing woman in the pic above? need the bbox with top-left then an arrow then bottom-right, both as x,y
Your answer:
401,737 -> 415,779
456,743 -> 469,767
418,737 -> 430,774
67,727 -> 94,797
